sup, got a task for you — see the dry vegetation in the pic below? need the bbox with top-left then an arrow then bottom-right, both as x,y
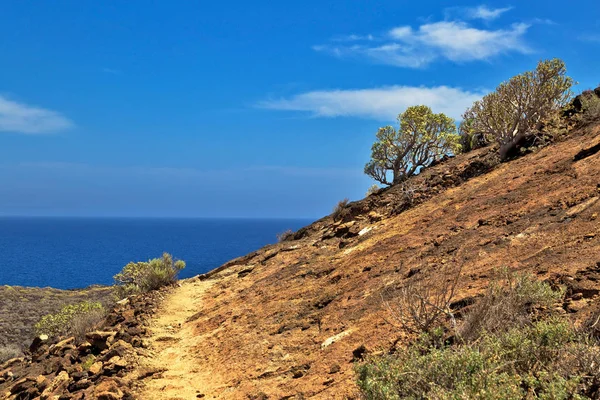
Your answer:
0,285 -> 113,353
358,272 -> 600,399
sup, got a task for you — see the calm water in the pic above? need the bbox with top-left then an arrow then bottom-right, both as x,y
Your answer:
0,217 -> 311,289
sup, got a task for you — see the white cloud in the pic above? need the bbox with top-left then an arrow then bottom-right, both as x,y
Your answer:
314,11 -> 531,67
258,86 -> 487,121
0,96 -> 74,134
465,5 -> 513,21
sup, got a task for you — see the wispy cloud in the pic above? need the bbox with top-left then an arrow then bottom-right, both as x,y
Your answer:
258,86 -> 487,120
314,7 -> 531,68
464,5 -> 513,21
0,96 -> 74,134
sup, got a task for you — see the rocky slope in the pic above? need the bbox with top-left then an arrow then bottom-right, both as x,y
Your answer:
1,97 -> 600,399
173,121 -> 600,399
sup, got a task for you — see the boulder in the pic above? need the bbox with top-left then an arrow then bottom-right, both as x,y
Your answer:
93,379 -> 124,400
40,370 -> 70,399
85,331 -> 116,352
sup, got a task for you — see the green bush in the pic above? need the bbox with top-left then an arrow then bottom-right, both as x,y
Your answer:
34,301 -> 105,340
114,252 -> 185,297
356,271 -> 600,399
357,318 -> 599,400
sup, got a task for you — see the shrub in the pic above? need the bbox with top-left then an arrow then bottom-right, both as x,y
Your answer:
575,90 -> 600,126
332,198 -> 350,221
276,229 -> 294,242
463,58 -> 573,160
114,252 -> 185,297
357,319 -> 597,400
384,265 -> 461,336
365,105 -> 460,186
366,184 -> 380,197
458,270 -> 563,342
34,301 -> 105,340
358,271 -> 598,400
0,344 -> 22,363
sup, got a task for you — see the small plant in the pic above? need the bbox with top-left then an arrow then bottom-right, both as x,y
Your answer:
81,354 -> 96,371
276,229 -> 294,242
34,301 -> 105,340
366,184 -> 380,197
114,252 -> 186,297
458,270 -> 563,342
332,198 -> 350,221
383,265 -> 461,335
0,344 -> 22,363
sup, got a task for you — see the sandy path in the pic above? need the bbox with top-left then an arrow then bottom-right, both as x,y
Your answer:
136,278 -> 219,400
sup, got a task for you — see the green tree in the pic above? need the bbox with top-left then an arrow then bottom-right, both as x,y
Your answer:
364,105 -> 460,186
463,58 -> 573,160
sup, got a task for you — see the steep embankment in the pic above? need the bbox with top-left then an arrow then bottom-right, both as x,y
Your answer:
131,122 -> 600,399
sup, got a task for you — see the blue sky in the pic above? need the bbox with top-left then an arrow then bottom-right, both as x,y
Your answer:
1,1 -> 599,218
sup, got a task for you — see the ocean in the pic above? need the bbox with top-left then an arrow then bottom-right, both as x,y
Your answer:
0,217 -> 312,289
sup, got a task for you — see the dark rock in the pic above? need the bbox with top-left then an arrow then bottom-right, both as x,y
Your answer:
352,345 -> 367,361
29,335 -> 49,355
10,377 -> 35,394
328,364 -> 341,374
86,331 -> 116,352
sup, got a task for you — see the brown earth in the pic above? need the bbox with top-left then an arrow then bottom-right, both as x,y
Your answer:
129,121 -> 600,399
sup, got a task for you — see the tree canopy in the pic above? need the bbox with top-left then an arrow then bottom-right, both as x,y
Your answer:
364,105 -> 460,186
462,58 -> 573,160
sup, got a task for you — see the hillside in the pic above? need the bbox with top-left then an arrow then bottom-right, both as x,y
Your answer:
150,121 -> 599,399
2,107 -> 600,399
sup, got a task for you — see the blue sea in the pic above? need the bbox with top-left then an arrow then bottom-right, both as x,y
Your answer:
0,217 -> 312,289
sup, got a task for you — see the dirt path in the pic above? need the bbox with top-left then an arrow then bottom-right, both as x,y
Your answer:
135,278 -> 220,400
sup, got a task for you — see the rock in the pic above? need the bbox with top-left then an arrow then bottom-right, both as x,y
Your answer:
69,378 -> 92,391
97,392 -> 122,400
100,340 -> 133,362
29,335 -> 49,354
85,331 -> 116,351
352,345 -> 367,361
49,337 -> 75,354
36,375 -> 49,392
103,356 -> 127,375
328,364 -> 341,374
40,371 -> 70,400
136,367 -> 166,380
88,362 -> 103,375
93,379 -> 124,399
77,341 -> 92,353
116,298 -> 129,306
9,377 -> 35,394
